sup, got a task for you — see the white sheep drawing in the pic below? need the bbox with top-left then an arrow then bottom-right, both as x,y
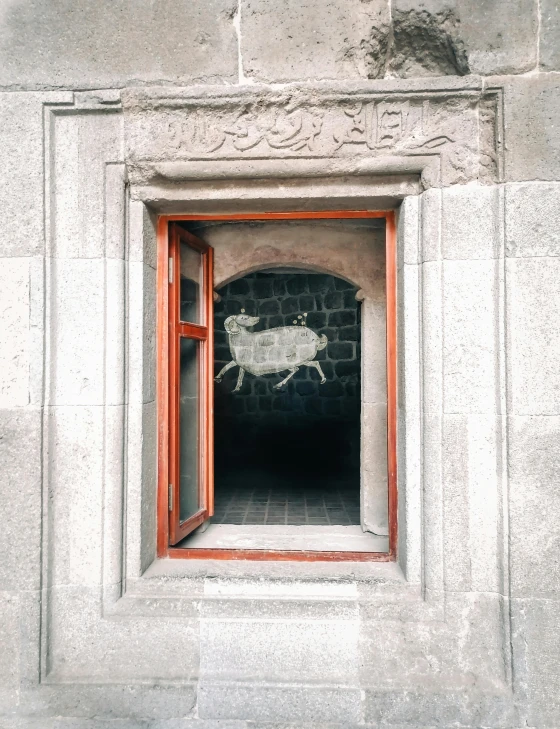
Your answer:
215,314 -> 328,392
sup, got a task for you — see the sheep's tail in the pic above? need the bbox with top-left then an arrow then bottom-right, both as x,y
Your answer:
317,334 -> 328,351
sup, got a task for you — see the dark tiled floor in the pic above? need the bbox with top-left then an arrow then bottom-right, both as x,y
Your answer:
213,470 -> 360,526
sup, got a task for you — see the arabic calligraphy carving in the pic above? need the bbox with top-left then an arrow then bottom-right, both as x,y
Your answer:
168,106 -> 324,155
334,100 -> 454,152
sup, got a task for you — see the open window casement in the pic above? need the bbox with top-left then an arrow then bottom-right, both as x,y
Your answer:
168,224 -> 214,544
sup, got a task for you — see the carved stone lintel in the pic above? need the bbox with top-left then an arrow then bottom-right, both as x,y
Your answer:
123,84 -> 502,188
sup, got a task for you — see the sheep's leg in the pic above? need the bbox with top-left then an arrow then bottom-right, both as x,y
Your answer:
306,360 -> 327,384
273,367 -> 299,389
215,360 -> 236,382
232,367 -> 246,393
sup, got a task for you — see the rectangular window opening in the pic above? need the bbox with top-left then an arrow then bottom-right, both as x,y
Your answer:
157,212 -> 397,562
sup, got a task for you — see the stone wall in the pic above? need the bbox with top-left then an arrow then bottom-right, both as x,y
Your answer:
1,0 -> 560,727
214,272 -> 361,474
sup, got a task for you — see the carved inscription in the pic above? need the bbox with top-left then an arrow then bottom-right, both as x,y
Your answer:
334,100 -> 454,152
167,106 -> 324,155
123,86 -> 500,186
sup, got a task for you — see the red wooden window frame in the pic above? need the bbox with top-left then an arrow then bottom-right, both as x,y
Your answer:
157,211 -> 397,562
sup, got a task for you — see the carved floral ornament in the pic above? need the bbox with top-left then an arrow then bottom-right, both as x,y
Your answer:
123,87 -> 500,186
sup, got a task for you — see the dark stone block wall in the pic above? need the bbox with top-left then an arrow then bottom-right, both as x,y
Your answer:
214,272 -> 361,479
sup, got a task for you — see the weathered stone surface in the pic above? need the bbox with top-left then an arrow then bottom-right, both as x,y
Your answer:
507,257 -> 560,415
0,591 -> 19,713
442,415 -> 501,593
52,112 -> 123,258
441,184 -> 499,260
123,83 -> 498,188
539,0 -> 560,70
503,75 -> 560,182
47,406 -> 105,587
509,415 -> 560,599
50,259 -> 105,405
198,682 -> 361,723
511,598 -> 560,728
390,0 -> 537,76
0,93 -> 46,257
389,0 -> 469,77
48,586 -> 200,682
398,194 -> 420,266
457,0 -> 537,75
0,258 -> 30,407
20,683 -> 197,721
505,182 -> 560,257
0,0 -> 238,89
443,260 -> 499,414
200,616 -> 359,684
240,0 -> 390,82
0,409 -> 42,591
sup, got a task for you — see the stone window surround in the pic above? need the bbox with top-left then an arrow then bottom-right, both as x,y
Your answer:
105,180 -> 424,613
39,81 -> 503,630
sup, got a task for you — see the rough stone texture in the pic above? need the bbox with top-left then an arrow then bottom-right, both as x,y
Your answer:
505,182 -> 560,257
512,598 -> 560,728
539,0 -> 560,71
240,0 -> 390,81
503,75 -> 560,182
507,257 -> 560,416
509,415 -> 560,600
0,409 -> 42,592
0,258 -> 30,407
241,0 -> 538,81
0,93 -> 47,257
0,0 -> 238,89
457,0 -> 538,75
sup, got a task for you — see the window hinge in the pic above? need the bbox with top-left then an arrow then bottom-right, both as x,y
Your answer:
168,484 -> 173,511
168,257 -> 173,284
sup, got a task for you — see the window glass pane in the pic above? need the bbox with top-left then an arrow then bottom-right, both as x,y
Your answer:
179,337 -> 201,522
180,241 -> 203,324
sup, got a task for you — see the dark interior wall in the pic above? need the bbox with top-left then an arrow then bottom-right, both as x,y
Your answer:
214,271 -> 361,481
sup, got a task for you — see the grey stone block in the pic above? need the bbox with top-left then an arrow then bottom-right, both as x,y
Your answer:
198,682 -> 361,723
364,688 -> 514,727
21,682 -> 197,721
511,598 -> 560,728
443,260 -> 499,415
420,188 -> 442,262
507,257 -> 560,415
539,0 -> 560,70
391,0 -> 537,76
200,616 -> 359,684
458,0 -> 538,75
508,415 -> 560,599
505,182 -> 560,257
504,75 -> 560,182
51,258 -> 105,405
398,195 -> 419,266
0,93 -> 46,257
0,409 -> 42,591
441,184 -> 499,260
52,112 -> 123,258
47,585 -> 199,682
442,415 -> 501,593
240,0 -> 390,82
0,0 -> 237,89
0,257 -> 30,408
0,590 -> 19,713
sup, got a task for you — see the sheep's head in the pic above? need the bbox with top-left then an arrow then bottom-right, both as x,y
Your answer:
224,314 -> 260,335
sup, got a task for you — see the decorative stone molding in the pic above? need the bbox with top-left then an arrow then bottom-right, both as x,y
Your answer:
122,80 -> 502,188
